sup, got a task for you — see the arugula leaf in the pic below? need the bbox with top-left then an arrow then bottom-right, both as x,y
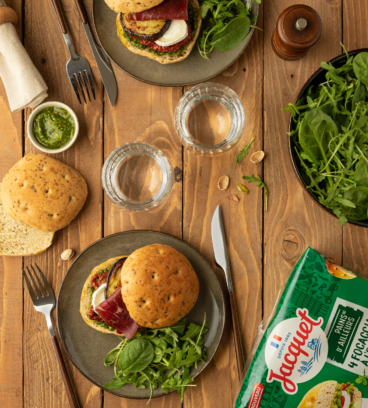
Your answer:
243,174 -> 269,211
237,136 -> 256,163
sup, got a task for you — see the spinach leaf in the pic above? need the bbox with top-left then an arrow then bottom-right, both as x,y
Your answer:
352,80 -> 366,110
353,52 -> 368,86
119,339 -> 154,374
354,159 -> 368,186
211,16 -> 250,51
299,108 -> 338,165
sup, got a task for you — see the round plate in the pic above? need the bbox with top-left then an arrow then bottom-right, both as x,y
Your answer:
288,48 -> 368,228
92,0 -> 259,86
57,231 -> 226,399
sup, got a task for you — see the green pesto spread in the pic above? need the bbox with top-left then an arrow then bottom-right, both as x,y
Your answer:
33,107 -> 75,149
121,3 -> 198,57
332,384 -> 342,408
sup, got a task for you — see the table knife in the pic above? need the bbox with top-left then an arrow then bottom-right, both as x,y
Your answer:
211,205 -> 245,380
73,0 -> 117,107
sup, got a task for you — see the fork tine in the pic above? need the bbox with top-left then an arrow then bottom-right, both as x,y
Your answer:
30,265 -> 47,297
35,263 -> 54,297
75,73 -> 86,103
69,75 -> 82,105
23,268 -> 37,302
25,266 -> 42,298
80,72 -> 91,102
85,69 -> 96,100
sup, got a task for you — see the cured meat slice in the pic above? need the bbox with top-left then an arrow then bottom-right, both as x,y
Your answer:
131,0 -> 188,21
96,289 -> 138,338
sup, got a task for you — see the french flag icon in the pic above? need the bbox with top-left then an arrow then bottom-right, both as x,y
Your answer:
270,335 -> 282,349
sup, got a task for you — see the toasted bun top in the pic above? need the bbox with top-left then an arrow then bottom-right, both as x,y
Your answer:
0,154 -> 88,233
121,244 -> 199,328
105,0 -> 164,14
80,256 -> 127,335
297,381 -> 337,408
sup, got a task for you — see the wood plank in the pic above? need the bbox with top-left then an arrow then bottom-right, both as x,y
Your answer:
22,0 -> 103,407
103,67 -> 183,407
183,9 -> 264,407
0,1 -> 23,407
263,0 -> 343,317
342,0 -> 368,275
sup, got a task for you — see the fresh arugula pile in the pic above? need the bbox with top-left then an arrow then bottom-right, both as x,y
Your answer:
103,315 -> 208,402
198,0 -> 260,59
284,46 -> 368,225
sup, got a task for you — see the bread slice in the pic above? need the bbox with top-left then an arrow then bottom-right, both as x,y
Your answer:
352,386 -> 362,408
0,184 -> 54,256
116,0 -> 202,64
80,256 -> 127,335
105,0 -> 164,14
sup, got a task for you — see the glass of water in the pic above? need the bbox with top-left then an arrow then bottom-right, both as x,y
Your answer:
175,82 -> 246,155
102,143 -> 174,211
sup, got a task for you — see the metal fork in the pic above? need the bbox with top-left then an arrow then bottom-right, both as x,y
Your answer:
50,0 -> 95,104
23,264 -> 80,408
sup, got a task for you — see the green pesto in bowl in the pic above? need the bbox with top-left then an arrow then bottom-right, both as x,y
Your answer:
33,107 -> 75,149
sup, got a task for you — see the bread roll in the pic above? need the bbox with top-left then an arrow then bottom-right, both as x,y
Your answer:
0,183 -> 54,256
105,0 -> 164,14
1,153 -> 88,233
121,244 -> 199,328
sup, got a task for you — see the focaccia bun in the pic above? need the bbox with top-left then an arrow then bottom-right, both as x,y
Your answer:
80,256 -> 127,335
116,0 -> 202,64
0,183 -> 54,256
297,381 -> 337,408
121,244 -> 199,328
105,0 -> 164,14
1,154 -> 88,233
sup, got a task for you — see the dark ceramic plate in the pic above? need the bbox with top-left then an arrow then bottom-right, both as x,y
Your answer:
288,48 -> 368,228
57,231 -> 225,399
92,0 -> 259,86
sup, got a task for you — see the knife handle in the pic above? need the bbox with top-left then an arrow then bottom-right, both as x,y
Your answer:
73,0 -> 88,25
229,292 -> 245,381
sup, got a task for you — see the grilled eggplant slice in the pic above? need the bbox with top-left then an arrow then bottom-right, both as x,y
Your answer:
120,13 -> 171,41
105,257 -> 126,298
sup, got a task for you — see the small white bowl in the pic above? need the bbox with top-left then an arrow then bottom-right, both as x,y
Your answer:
27,101 -> 79,154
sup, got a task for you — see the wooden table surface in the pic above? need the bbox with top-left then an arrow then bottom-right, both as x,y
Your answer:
1,0 -> 368,407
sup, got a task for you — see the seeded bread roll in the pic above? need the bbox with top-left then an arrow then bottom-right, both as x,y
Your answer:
0,183 -> 54,256
121,244 -> 199,328
0,154 -> 88,233
105,0 -> 164,14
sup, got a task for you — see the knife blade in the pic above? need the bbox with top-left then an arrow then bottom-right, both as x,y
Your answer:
211,205 -> 233,292
211,204 -> 245,380
83,23 -> 117,107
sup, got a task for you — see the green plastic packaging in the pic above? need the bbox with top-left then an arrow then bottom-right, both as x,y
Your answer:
236,248 -> 368,408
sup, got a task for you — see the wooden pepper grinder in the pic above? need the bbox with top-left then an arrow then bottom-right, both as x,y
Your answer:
272,4 -> 322,61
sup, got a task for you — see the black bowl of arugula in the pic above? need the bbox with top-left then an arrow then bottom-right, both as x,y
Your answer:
285,47 -> 368,227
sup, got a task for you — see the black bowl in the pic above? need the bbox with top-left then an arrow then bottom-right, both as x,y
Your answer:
288,48 -> 368,228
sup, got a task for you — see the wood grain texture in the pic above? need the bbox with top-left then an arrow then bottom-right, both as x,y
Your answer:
183,9 -> 264,407
0,2 -> 23,407
103,66 -> 183,408
23,0 -> 103,407
342,0 -> 368,276
263,0 -> 343,315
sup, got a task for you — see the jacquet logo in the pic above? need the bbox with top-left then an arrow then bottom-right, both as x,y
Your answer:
265,308 -> 327,395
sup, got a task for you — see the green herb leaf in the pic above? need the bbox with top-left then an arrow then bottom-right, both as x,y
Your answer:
243,174 -> 269,211
237,136 -> 256,163
119,339 -> 155,374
